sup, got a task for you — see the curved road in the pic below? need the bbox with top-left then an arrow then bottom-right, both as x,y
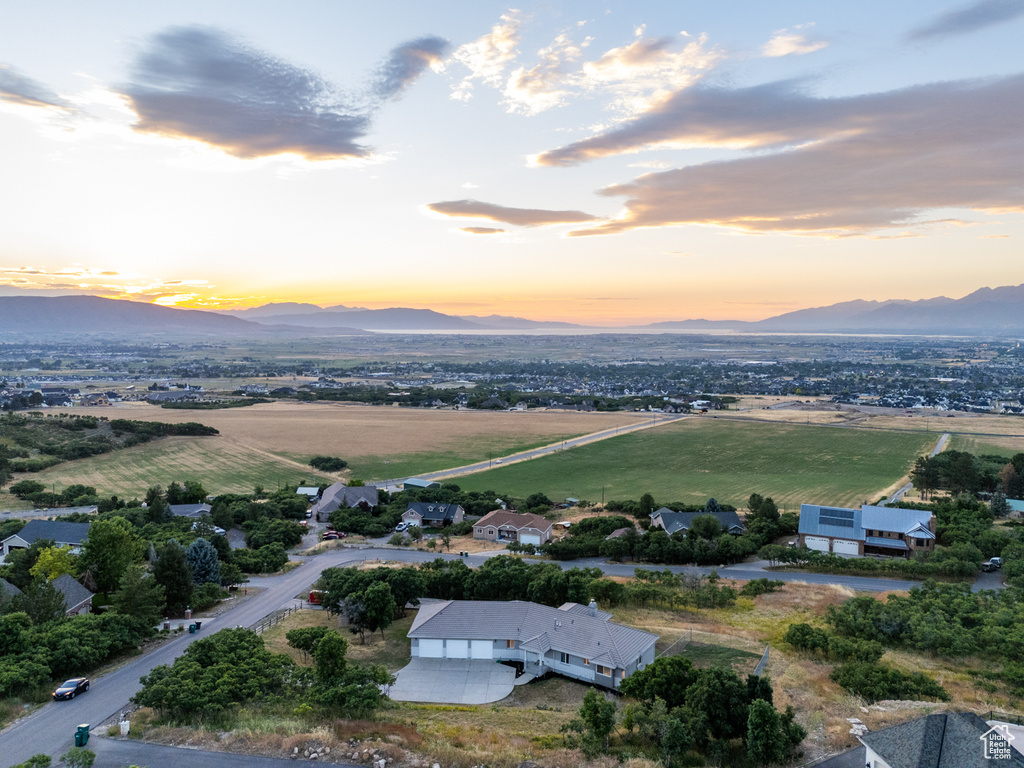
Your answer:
0,544 -> 919,768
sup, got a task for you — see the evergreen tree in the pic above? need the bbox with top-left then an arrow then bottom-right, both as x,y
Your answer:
112,564 -> 166,627
747,700 -> 785,766
13,577 -> 67,624
185,538 -> 221,585
153,540 -> 193,616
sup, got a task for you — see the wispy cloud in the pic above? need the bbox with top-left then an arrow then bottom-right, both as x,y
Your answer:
907,0 -> 1024,41
562,74 -> 1024,236
428,199 -> 599,226
121,26 -> 445,160
761,25 -> 828,57
0,64 -> 75,110
450,10 -> 523,102
460,226 -> 508,234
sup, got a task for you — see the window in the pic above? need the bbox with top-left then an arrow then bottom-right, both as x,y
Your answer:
583,658 -> 590,665
559,652 -> 569,664
597,665 -> 612,676
506,640 -> 515,648
917,538 -> 927,546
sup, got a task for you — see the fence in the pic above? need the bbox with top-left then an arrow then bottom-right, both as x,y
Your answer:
754,644 -> 770,676
250,605 -> 303,635
988,710 -> 1024,726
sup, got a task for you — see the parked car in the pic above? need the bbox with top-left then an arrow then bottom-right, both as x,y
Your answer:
394,522 -> 411,532
983,557 -> 1002,572
321,531 -> 343,540
53,677 -> 89,700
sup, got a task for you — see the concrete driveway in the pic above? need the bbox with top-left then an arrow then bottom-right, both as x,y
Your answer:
389,659 -> 516,704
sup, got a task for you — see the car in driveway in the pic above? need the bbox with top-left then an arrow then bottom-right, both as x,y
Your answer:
321,530 -> 346,540
983,557 -> 1002,572
394,522 -> 411,533
53,677 -> 89,700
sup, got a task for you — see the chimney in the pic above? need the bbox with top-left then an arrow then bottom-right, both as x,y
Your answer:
588,599 -> 598,617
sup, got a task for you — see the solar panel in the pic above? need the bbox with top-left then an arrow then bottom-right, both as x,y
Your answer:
819,507 -> 855,528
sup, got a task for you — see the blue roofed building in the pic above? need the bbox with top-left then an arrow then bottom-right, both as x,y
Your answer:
799,503 -> 935,558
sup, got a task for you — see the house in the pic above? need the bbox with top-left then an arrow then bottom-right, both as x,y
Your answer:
408,599 -> 658,690
606,527 -> 633,540
168,503 -> 213,519
403,502 -> 465,528
473,510 -> 553,546
0,579 -> 23,608
52,573 -> 94,616
311,482 -> 379,521
403,478 -> 441,490
296,486 -> 320,500
858,711 -> 1024,767
145,391 -> 204,403
79,393 -> 110,406
649,507 -> 746,536
1008,499 -> 1024,519
799,504 -> 936,558
1,520 -> 91,563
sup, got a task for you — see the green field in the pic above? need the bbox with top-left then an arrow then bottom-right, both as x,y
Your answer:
24,436 -> 331,499
454,419 -> 936,510
949,434 -> 1024,457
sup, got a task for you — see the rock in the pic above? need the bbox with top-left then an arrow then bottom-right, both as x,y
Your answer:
433,763 -> 441,768
294,748 -> 299,755
311,754 -> 318,761
325,747 -> 331,754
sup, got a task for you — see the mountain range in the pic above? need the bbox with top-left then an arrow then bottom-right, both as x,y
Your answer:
1,284 -> 1023,338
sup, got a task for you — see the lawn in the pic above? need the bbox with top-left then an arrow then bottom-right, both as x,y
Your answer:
28,435 -> 331,498
453,419 -> 935,510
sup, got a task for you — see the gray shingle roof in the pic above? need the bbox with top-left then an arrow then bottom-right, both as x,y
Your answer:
800,504 -> 934,542
313,482 -> 379,516
5,520 -> 91,547
859,712 -> 1024,768
169,503 -> 212,518
474,510 -> 551,532
0,579 -> 23,601
405,502 -> 462,523
52,573 -> 94,613
409,600 -> 657,669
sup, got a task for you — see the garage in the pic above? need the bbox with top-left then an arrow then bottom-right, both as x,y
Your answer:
470,640 -> 493,659
446,639 -> 469,658
418,639 -> 444,658
520,533 -> 542,546
832,539 -> 860,556
804,536 -> 830,552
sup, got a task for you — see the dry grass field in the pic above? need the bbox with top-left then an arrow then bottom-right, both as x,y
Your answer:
33,402 -> 645,496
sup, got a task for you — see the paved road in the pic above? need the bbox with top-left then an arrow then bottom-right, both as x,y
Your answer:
0,544 -> 923,767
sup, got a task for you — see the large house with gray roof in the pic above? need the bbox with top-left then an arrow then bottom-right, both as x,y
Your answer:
859,711 -> 1024,767
403,502 -> 464,528
52,573 -> 94,616
799,504 -> 936,558
408,599 -> 658,689
0,520 -> 91,563
649,507 -> 745,536
312,482 -> 380,521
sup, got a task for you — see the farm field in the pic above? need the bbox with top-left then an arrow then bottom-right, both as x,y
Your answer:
33,402 -> 645,495
949,434 -> 1024,456
454,418 -> 936,509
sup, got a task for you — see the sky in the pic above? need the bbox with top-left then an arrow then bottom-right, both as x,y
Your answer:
1,1 -> 1022,325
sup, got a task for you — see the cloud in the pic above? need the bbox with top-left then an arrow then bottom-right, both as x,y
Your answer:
450,10 -> 523,102
372,36 -> 450,99
562,74 -> 1024,236
503,32 -> 588,114
460,226 -> 508,234
428,199 -> 599,226
908,0 -> 1024,40
122,26 -> 444,160
0,64 -> 74,110
761,28 -> 829,57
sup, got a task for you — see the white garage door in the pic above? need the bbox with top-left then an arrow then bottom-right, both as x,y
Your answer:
804,536 -> 830,552
446,640 -> 469,658
470,640 -> 493,659
418,639 -> 444,658
520,534 -> 541,546
833,539 -> 859,555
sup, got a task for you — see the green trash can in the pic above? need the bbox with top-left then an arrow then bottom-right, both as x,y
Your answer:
75,724 -> 90,747
188,623 -> 196,634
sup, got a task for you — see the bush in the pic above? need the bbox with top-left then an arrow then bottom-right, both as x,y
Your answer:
740,578 -> 784,597
829,661 -> 949,703
190,582 -> 226,611
309,456 -> 348,472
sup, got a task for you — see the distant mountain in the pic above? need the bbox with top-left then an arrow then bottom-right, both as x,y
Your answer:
461,314 -> 583,330
224,302 -> 331,318
638,284 -> 1024,335
0,296 -> 370,338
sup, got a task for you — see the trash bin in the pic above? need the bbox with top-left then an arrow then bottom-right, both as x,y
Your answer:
188,623 -> 196,634
75,724 -> 90,747
194,621 -> 202,630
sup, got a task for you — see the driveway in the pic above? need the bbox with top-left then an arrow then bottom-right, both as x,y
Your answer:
389,658 -> 516,704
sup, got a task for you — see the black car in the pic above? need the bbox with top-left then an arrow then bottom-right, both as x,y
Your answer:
53,677 -> 89,700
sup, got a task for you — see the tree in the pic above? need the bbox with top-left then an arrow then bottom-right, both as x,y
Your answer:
12,577 -> 66,624
638,492 -> 656,518
219,562 -> 246,588
579,687 -> 617,748
29,546 -> 77,581
440,531 -> 452,553
185,538 -> 221,585
79,517 -> 143,594
12,755 -> 49,768
991,490 -> 1011,518
60,747 -> 95,768
5,539 -> 55,590
747,701 -> 786,767
313,630 -> 349,681
112,565 -> 165,628
687,514 -> 724,540
152,540 -> 193,616
287,626 -> 331,663
362,582 -> 397,640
